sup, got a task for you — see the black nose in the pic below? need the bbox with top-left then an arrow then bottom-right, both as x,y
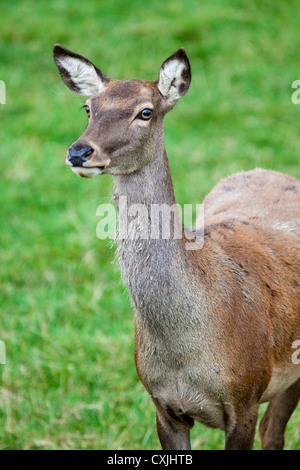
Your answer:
68,146 -> 93,167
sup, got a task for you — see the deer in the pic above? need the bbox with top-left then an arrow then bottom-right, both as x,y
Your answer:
53,44 -> 300,450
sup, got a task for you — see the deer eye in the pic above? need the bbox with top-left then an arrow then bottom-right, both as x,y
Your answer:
82,105 -> 90,117
138,108 -> 153,121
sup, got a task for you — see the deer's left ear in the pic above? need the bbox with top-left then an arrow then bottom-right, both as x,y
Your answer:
53,44 -> 110,96
157,48 -> 191,107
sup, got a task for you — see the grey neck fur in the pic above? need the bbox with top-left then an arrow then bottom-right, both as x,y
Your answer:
113,122 -> 175,206
112,126 -> 202,338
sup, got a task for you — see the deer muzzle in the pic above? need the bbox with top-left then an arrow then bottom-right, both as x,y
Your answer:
66,144 -> 111,177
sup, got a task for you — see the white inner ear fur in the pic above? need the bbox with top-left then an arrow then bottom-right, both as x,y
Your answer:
57,56 -> 104,96
158,59 -> 187,105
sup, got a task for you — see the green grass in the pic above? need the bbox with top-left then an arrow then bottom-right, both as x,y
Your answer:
1,0 -> 300,450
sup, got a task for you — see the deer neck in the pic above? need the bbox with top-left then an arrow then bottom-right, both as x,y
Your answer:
113,134 -> 182,252
112,135 -> 198,328
113,131 -> 177,208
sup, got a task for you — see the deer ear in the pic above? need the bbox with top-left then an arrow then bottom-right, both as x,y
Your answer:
53,44 -> 110,96
157,48 -> 191,107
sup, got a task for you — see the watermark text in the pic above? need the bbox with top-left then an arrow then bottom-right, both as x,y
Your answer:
0,80 -> 5,104
292,340 -> 300,365
291,80 -> 300,104
96,197 -> 204,250
0,340 -> 6,365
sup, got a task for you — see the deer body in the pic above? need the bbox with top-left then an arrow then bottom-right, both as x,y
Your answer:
54,45 -> 300,449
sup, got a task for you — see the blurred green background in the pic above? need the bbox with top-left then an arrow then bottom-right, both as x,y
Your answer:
1,0 -> 300,450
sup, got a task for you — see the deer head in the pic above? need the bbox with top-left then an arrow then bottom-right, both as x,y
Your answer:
53,45 -> 191,178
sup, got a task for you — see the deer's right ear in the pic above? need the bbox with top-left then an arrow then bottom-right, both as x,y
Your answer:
53,44 -> 110,97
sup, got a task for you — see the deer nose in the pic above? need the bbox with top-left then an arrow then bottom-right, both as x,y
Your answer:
68,146 -> 93,166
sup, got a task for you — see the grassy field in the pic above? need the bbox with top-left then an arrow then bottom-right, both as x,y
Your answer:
1,0 -> 300,450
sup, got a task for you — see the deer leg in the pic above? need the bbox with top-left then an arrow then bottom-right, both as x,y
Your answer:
259,378 -> 300,450
156,409 -> 191,450
224,405 -> 259,450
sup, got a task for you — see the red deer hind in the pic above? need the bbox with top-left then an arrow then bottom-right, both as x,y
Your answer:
53,44 -> 300,450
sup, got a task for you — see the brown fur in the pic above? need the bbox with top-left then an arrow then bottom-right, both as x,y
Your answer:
54,44 -> 300,450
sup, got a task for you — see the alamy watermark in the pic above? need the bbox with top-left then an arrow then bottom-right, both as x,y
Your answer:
291,80 -> 300,104
292,340 -> 300,365
0,340 -> 6,365
96,197 -> 204,250
0,80 -> 5,104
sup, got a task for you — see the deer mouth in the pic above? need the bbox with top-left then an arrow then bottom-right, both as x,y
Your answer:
82,159 -> 111,172
71,166 -> 105,178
